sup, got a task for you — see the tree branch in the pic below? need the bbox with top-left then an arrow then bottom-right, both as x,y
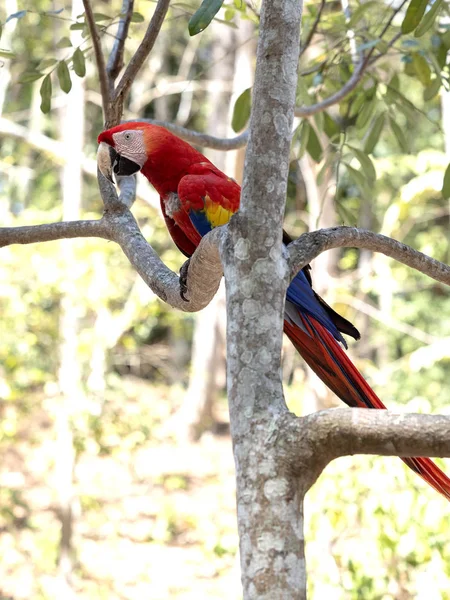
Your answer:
221,0 -> 304,597
82,0 -> 111,118
96,171 -> 224,311
287,227 -> 450,286
0,219 -> 111,247
277,408 -> 450,492
299,0 -> 325,59
295,0 -> 408,118
0,172 -> 224,313
295,55 -> 368,118
134,120 -> 249,150
107,0 -> 135,81
114,0 -> 171,124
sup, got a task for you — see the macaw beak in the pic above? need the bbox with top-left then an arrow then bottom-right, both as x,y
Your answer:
97,142 -> 141,182
97,142 -> 116,183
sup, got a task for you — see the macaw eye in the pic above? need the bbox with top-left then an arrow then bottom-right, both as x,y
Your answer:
124,132 -> 131,141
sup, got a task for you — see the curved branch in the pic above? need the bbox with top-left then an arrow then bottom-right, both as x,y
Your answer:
294,0 -> 409,119
287,227 -> 450,286
294,56 -> 368,118
96,171 -> 224,311
1,170 -> 224,313
82,0 -> 111,118
108,210 -> 224,311
132,119 -> 249,150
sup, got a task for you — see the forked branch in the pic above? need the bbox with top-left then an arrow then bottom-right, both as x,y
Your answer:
287,227 -> 450,286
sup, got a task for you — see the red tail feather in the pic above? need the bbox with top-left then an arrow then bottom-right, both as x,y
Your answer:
284,315 -> 450,501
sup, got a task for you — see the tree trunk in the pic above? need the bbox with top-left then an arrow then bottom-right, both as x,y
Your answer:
222,1 -> 306,596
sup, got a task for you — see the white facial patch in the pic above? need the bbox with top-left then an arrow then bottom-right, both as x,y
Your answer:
164,192 -> 182,218
112,129 -> 147,168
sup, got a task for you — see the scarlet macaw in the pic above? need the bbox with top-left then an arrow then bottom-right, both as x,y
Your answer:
97,122 -> 450,500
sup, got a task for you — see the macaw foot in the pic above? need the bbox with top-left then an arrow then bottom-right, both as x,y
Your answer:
179,258 -> 191,302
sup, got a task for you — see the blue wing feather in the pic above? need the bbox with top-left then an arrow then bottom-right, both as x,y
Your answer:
286,270 -> 347,347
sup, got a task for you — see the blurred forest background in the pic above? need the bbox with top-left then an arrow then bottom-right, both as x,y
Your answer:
1,0 -> 450,598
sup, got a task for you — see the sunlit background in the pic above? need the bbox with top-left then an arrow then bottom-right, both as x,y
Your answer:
1,0 -> 450,598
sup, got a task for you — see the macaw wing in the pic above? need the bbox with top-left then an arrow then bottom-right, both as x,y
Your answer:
159,198 -> 198,258
177,164 -> 240,238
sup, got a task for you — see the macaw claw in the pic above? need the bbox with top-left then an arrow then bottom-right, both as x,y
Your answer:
179,258 -> 190,302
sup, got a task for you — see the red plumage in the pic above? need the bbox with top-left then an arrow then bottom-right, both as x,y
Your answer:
98,122 -> 450,501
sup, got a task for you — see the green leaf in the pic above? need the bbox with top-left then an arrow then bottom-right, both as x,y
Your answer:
18,70 -> 44,83
40,74 -> 52,114
6,10 -> 27,23
0,49 -> 16,58
316,156 -> 333,187
57,60 -> 72,93
336,200 -> 358,225
93,13 -> 110,21
297,121 -> 310,158
189,0 -> 224,36
349,92 -> 366,118
356,96 -> 377,130
72,48 -> 86,77
389,117 -> 409,152
231,88 -> 251,132
401,0 -> 429,34
364,112 -> 385,154
70,22 -> 85,30
130,12 -> 145,22
423,76 -> 441,101
323,112 -> 340,141
39,58 -> 58,69
412,53 -> 431,86
213,17 -> 238,28
348,1 -> 379,27
306,124 -> 323,162
345,163 -> 370,196
356,39 -> 380,53
313,110 -> 324,134
56,36 -> 72,48
415,0 -> 443,36
442,163 -> 450,198
348,146 -> 376,181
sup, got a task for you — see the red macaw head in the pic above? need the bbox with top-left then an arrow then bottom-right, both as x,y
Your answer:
97,121 -> 159,182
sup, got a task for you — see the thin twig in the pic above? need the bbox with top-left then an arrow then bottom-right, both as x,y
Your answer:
114,0 -> 171,116
131,118 -> 250,149
299,0 -> 325,59
287,227 -> 450,286
295,0 -> 408,118
82,0 -> 111,119
295,55 -> 368,117
107,0 -> 135,81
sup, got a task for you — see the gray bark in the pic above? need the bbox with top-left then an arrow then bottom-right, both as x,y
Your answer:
220,0 -> 305,597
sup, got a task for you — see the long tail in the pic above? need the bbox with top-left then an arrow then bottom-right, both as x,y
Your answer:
284,312 -> 450,501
